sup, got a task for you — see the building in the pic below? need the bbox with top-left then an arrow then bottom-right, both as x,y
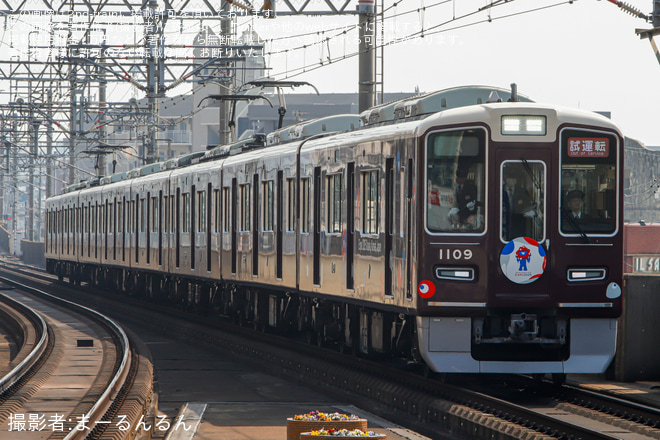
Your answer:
624,223 -> 660,274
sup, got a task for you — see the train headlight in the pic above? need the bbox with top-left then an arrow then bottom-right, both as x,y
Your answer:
501,115 -> 546,135
567,268 -> 607,282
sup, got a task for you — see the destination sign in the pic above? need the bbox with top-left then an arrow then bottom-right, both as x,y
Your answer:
567,137 -> 609,158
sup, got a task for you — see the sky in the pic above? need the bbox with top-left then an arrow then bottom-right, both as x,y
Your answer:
2,0 -> 658,148
239,0 -> 660,147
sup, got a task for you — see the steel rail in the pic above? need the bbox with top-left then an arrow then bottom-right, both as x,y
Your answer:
0,291 -> 49,395
0,275 -> 131,440
555,382 -> 660,429
0,263 -> 651,440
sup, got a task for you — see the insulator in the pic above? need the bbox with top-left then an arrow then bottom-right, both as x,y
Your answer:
617,1 -> 649,20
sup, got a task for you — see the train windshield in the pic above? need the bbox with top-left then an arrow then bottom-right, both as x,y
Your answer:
426,128 -> 486,234
560,129 -> 618,235
501,161 -> 546,243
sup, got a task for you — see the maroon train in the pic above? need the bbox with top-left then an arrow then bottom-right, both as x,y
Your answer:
45,86 -> 624,379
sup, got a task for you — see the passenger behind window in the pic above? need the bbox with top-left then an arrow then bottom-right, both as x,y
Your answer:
448,167 -> 482,230
502,168 -> 538,241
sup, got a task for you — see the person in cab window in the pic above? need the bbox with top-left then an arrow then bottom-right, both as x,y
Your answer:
448,167 -> 478,227
565,189 -> 591,221
502,169 -> 537,240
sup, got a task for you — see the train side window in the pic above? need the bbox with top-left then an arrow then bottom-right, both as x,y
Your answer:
327,174 -> 342,233
263,181 -> 274,231
82,206 -> 87,233
182,193 -> 190,233
198,190 -> 206,232
139,199 -> 146,233
170,195 -> 175,233
223,187 -> 231,232
239,184 -> 251,231
301,178 -> 311,233
426,128 -> 486,234
152,197 -> 159,232
129,200 -> 134,233
109,202 -> 114,233
214,189 -> 221,233
361,170 -> 379,234
287,178 -> 296,232
164,196 -> 170,233
117,201 -> 123,233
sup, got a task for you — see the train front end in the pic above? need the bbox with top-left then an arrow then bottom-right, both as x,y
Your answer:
416,102 -> 623,375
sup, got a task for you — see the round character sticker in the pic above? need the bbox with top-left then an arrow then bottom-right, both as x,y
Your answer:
500,237 -> 546,284
418,280 -> 436,299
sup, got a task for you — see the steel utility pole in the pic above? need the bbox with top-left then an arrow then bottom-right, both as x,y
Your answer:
358,0 -> 376,112
28,118 -> 40,241
636,0 -> 660,65
607,0 -> 660,66
219,6 -> 234,147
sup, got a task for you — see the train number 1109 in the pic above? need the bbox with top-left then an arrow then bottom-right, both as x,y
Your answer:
439,249 -> 473,260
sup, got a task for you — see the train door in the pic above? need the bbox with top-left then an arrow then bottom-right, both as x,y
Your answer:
206,183 -> 212,273
346,162 -> 355,290
252,174 -> 259,277
493,149 -> 552,303
405,158 -> 414,300
276,170 -> 283,280
231,178 -> 237,275
159,189 -> 164,267
313,166 -> 321,286
385,158 -> 394,297
191,185 -> 196,271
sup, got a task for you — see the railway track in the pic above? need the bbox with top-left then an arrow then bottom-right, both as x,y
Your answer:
1,261 -> 659,440
0,270 -> 154,440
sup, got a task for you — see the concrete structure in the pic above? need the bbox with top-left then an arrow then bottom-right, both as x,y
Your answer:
615,275 -> 660,381
624,137 -> 660,223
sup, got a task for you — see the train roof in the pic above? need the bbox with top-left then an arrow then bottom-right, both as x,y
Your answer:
359,85 -> 533,127
202,134 -> 268,160
52,85 -> 622,198
266,114 -> 359,146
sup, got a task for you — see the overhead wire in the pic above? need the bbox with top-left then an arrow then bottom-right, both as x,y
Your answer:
266,0 -> 574,80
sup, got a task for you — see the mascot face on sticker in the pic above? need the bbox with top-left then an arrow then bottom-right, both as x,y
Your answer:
500,237 -> 546,284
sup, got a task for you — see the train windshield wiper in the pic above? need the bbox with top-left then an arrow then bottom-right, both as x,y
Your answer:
520,157 -> 541,191
561,207 -> 590,243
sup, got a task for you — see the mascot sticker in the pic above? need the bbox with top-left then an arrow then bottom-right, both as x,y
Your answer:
500,237 -> 546,284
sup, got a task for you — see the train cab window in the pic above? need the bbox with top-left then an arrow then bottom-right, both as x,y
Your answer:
327,174 -> 342,233
501,161 -> 545,243
560,130 -> 618,235
361,170 -> 379,234
426,128 -> 486,234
